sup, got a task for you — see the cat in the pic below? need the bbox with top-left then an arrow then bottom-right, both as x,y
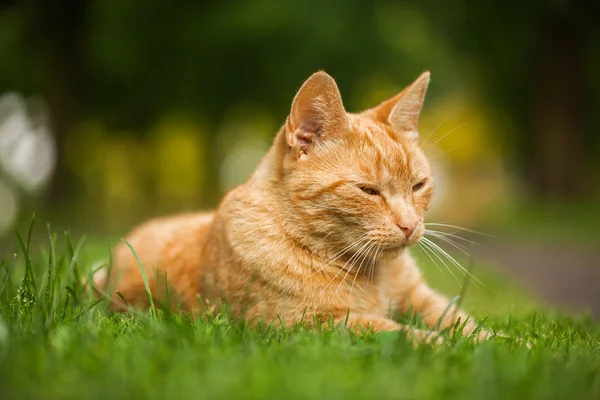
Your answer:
95,71 -> 489,343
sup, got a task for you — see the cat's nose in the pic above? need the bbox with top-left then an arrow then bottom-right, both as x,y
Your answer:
397,221 -> 417,239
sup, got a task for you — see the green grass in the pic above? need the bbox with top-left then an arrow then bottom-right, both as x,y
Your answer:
1,218 -> 599,400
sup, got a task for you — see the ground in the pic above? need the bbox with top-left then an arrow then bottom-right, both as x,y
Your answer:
474,202 -> 600,318
476,240 -> 600,317
0,222 -> 599,399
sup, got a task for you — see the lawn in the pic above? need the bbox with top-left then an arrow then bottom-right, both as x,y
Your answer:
0,220 -> 599,400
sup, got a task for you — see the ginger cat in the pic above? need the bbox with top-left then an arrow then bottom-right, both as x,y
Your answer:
96,71 -> 488,343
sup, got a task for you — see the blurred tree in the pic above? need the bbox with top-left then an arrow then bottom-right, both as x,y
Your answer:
454,0 -> 600,199
35,0 -> 88,205
530,3 -> 592,198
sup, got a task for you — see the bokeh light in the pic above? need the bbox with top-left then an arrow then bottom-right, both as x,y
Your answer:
0,93 -> 55,235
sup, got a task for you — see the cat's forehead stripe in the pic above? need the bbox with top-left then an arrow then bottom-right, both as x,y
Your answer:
350,117 -> 409,180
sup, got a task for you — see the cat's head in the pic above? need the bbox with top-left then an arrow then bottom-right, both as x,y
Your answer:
280,71 -> 433,260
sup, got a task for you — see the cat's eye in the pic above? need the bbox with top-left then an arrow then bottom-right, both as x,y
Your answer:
412,181 -> 426,191
358,185 -> 379,196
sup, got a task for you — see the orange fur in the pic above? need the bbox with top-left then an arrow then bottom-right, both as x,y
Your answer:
97,71 -> 488,343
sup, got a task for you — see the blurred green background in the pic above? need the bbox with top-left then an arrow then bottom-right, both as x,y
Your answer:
0,1 -> 598,312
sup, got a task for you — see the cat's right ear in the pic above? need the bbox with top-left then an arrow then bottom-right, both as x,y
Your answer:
362,71 -> 430,142
285,71 -> 349,159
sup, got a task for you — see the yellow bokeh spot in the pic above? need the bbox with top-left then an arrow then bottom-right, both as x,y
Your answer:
150,113 -> 207,209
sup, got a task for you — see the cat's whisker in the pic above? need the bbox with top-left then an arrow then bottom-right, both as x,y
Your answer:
425,229 -> 479,245
348,241 -> 377,298
425,229 -> 479,251
424,223 -> 494,238
421,235 -> 488,290
368,245 -> 381,285
314,236 -> 369,274
425,232 -> 471,256
430,121 -> 469,147
416,242 -> 444,276
427,147 -> 455,161
421,237 -> 487,288
324,239 -> 372,291
425,229 -> 472,246
421,237 -> 468,276
314,230 -> 335,251
425,230 -> 474,254
418,240 -> 462,287
334,239 -> 374,293
324,238 -> 365,265
421,110 -> 458,147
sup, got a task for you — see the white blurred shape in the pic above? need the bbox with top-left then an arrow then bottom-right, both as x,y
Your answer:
0,178 -> 18,235
427,155 -> 449,215
220,139 -> 269,192
0,93 -> 56,192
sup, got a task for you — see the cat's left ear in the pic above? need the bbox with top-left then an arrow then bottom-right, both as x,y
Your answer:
285,71 -> 350,159
363,71 -> 430,141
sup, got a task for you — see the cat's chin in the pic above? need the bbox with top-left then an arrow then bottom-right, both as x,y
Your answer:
378,244 -> 407,259
378,237 -> 422,258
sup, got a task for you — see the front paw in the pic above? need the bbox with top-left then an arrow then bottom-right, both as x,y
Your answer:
408,329 -> 445,345
458,319 -> 492,342
492,330 -> 533,348
472,328 -> 493,342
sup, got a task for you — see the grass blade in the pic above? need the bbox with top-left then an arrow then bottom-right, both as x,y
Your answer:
121,238 -> 156,318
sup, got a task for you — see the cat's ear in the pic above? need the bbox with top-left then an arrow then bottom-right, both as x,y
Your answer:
364,71 -> 430,141
285,71 -> 349,158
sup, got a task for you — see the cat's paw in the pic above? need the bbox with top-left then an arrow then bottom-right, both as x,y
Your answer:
493,331 -> 533,348
408,328 -> 444,346
472,328 -> 493,342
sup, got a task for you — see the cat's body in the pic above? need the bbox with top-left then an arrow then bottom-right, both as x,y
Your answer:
98,71 -> 486,342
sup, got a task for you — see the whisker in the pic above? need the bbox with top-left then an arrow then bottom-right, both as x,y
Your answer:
430,121 -> 469,147
425,229 -> 479,245
418,240 -> 462,287
426,231 -> 471,249
366,248 -> 374,284
427,147 -> 455,161
348,241 -> 376,298
325,237 -> 367,262
426,232 -> 471,257
315,237 -> 368,274
422,110 -> 458,147
424,223 -> 494,238
421,237 -> 487,288
325,239 -> 372,291
314,230 -> 335,250
421,237 -> 468,275
425,230 -> 474,254
368,245 -> 381,285
333,239 -> 373,293
320,244 -> 365,284
416,242 -> 444,276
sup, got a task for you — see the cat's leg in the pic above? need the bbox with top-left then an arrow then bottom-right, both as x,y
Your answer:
334,313 -> 443,344
388,252 -> 491,341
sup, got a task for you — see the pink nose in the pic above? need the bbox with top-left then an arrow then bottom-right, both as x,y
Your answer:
398,221 -> 417,239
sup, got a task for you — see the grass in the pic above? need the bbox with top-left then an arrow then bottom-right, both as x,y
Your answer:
1,218 -> 599,400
